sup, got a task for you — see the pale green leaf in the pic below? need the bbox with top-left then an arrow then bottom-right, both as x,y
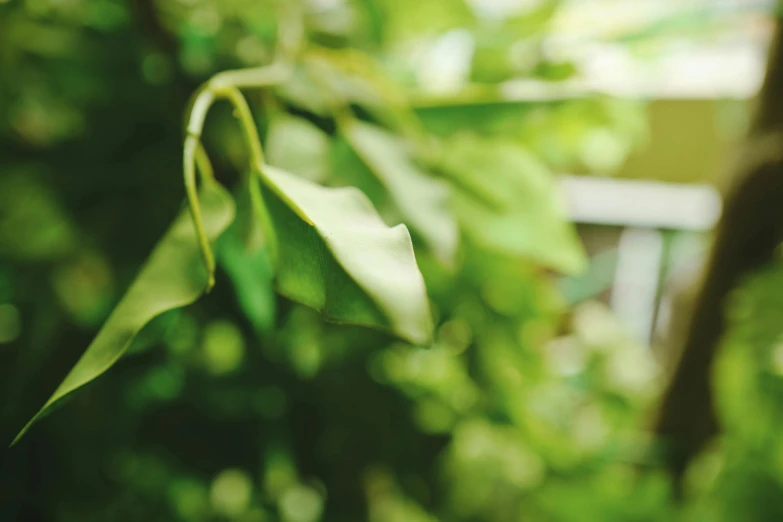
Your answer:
274,67 -> 331,116
342,120 -> 458,265
258,164 -> 433,345
12,181 -> 235,445
266,115 -> 330,183
439,135 -> 586,274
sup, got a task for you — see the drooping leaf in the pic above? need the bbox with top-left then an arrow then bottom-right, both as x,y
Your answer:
12,181 -> 235,445
439,135 -> 586,274
217,182 -> 276,335
265,115 -> 330,183
258,164 -> 433,345
341,120 -> 458,265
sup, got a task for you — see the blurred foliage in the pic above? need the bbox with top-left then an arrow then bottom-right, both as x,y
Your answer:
0,0 -> 779,521
663,258 -> 783,522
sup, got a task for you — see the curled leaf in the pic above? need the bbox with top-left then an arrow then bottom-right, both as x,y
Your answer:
258,164 -> 433,345
342,120 -> 458,266
12,181 -> 235,445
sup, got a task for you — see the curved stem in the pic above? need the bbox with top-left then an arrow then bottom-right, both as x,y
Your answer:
220,86 -> 265,169
209,62 -> 291,91
183,134 -> 217,290
181,61 -> 292,291
187,87 -> 216,139
179,0 -> 304,290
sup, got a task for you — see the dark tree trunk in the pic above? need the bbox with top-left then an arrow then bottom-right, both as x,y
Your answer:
654,15 -> 783,488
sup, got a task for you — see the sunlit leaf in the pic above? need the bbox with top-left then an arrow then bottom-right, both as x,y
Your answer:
342,120 -> 458,265
439,135 -> 586,274
12,181 -> 235,445
258,164 -> 433,345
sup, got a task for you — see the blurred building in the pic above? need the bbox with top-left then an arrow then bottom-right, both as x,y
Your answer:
536,0 -> 773,345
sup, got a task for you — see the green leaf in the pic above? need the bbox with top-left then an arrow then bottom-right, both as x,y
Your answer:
266,115 -> 330,183
12,181 -> 235,445
274,66 -> 332,116
341,120 -> 458,265
258,164 -> 433,345
413,99 -> 540,137
217,183 -> 276,335
439,135 -> 586,275
276,52 -> 397,119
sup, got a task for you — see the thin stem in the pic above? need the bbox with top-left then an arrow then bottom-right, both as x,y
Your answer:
208,62 -> 291,91
183,134 -> 217,290
178,6 -> 302,288
186,87 -> 216,139
181,60 -> 292,291
219,86 -> 265,168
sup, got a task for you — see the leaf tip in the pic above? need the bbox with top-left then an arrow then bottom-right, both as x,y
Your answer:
9,420 -> 34,448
